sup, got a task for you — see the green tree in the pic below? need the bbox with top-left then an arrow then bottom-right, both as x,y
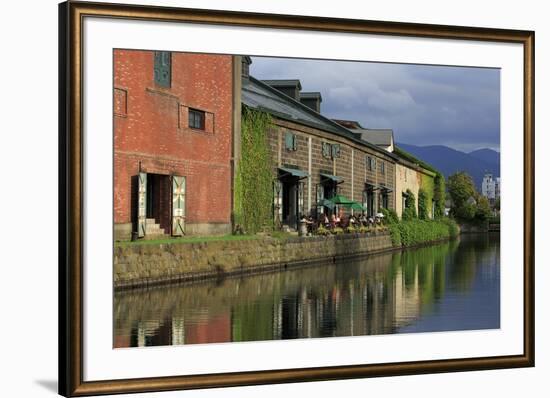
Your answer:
475,196 -> 492,222
448,172 -> 476,206
447,172 -> 477,221
454,203 -> 476,220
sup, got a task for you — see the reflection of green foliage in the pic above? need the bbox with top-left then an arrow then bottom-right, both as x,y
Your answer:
449,241 -> 478,292
234,108 -> 274,234
232,301 -> 275,342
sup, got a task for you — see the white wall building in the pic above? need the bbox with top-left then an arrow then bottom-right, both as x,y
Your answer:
481,173 -> 501,201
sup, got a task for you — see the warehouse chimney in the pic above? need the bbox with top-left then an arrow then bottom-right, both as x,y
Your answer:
241,56 -> 252,80
261,79 -> 302,101
300,92 -> 323,113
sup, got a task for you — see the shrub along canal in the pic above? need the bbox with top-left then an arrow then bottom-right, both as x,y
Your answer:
114,233 -> 499,347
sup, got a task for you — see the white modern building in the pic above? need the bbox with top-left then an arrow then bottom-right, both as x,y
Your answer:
481,173 -> 501,201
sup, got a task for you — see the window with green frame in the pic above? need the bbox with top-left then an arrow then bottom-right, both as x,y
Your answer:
154,51 -> 171,87
284,131 -> 297,151
322,142 -> 331,158
331,144 -> 341,158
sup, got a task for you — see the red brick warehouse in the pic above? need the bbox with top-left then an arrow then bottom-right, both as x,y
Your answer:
114,50 -> 237,240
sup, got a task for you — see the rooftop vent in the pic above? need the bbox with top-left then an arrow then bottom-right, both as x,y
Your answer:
242,56 -> 252,79
261,79 -> 302,101
300,92 -> 323,113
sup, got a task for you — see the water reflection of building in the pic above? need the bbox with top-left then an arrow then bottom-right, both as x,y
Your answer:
393,267 -> 421,329
114,236 -> 501,348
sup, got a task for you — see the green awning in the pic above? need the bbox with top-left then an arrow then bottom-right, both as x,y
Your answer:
350,202 -> 366,211
320,173 -> 344,183
328,194 -> 354,205
327,195 -> 366,211
278,167 -> 309,179
318,198 -> 335,209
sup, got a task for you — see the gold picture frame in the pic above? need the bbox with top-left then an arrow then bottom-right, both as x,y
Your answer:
59,1 -> 535,396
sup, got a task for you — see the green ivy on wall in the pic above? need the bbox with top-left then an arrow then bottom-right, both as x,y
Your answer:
433,172 -> 446,219
402,189 -> 417,221
419,173 -> 434,218
234,108 -> 274,234
418,188 -> 429,220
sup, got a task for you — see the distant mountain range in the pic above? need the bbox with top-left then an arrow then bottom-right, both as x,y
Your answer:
396,143 -> 500,190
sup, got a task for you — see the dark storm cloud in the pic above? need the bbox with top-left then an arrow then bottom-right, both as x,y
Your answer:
249,57 -> 500,152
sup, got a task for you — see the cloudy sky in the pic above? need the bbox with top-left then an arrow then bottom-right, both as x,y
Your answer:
250,56 -> 500,153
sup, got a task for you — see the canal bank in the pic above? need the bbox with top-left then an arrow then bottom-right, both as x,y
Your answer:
114,234 -> 500,347
115,232 -> 397,289
114,229 -> 459,289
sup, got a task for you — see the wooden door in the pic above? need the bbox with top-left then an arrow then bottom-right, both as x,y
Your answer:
171,176 -> 186,236
137,172 -> 147,238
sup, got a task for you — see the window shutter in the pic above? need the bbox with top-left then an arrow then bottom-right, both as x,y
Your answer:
154,51 -> 171,87
137,172 -> 147,237
171,176 -> 186,236
285,132 -> 295,150
322,142 -> 331,158
331,144 -> 340,158
273,180 -> 283,228
293,134 -> 298,151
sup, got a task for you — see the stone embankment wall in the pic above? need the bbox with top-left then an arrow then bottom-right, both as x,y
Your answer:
114,232 -> 393,289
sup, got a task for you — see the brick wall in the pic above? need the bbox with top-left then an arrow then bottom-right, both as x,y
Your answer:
114,50 -> 234,230
267,119 -> 396,216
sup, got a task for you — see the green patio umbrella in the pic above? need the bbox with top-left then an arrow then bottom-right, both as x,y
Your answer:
328,194 -> 354,205
328,195 -> 365,211
350,202 -> 366,211
318,198 -> 335,209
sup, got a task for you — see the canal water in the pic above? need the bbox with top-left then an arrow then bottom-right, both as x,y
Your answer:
114,233 -> 500,348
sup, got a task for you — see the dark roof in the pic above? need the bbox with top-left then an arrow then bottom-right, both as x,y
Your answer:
261,79 -> 302,90
300,92 -> 323,101
242,76 -> 399,160
332,119 -> 363,129
354,129 -> 394,147
332,119 -> 393,147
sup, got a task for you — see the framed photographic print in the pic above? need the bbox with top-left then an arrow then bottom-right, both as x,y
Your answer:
59,1 -> 534,396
